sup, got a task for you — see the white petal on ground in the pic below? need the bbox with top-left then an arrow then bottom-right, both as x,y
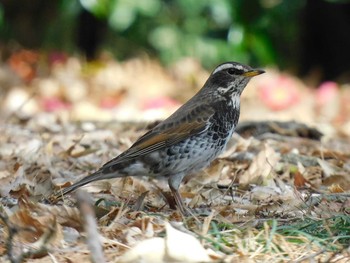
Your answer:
164,222 -> 211,262
118,222 -> 212,263
118,237 -> 165,263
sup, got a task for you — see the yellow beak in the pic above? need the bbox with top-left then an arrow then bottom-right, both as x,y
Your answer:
242,69 -> 265,77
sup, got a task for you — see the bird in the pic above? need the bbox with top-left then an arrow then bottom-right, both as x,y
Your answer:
52,62 -> 265,214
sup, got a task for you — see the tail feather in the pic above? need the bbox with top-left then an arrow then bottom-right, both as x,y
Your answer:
52,170 -> 113,200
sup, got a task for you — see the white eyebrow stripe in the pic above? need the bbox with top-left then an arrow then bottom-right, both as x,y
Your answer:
212,63 -> 234,75
212,63 -> 245,75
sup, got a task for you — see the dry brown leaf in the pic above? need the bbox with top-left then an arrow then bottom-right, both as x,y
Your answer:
323,175 -> 350,191
240,143 -> 280,185
35,203 -> 82,230
327,183 -> 345,193
293,171 -> 309,188
318,159 -> 341,178
3,203 -> 62,254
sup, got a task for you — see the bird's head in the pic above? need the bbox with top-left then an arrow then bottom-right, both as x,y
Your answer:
204,62 -> 265,98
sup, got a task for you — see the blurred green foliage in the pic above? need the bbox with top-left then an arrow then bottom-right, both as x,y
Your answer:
4,0 -> 342,69
0,4 -> 3,26
81,0 -> 306,68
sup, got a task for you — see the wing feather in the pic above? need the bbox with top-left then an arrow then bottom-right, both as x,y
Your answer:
102,104 -> 214,169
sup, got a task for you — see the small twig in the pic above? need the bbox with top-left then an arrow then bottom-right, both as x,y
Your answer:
290,249 -> 326,263
132,191 -> 148,211
76,190 -> 106,263
19,224 -> 55,262
47,252 -> 59,263
0,210 -> 17,263
0,209 -> 55,263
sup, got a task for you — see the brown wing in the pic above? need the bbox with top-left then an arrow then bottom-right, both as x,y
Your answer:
102,103 -> 215,169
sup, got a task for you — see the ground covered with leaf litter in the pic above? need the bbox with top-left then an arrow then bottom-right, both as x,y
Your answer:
0,55 -> 350,262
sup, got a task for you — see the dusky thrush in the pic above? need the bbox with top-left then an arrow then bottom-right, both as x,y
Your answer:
53,62 -> 264,214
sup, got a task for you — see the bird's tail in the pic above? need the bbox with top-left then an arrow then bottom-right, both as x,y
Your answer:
51,170 -> 116,201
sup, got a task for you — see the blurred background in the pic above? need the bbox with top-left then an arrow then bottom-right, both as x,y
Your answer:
1,0 -> 350,130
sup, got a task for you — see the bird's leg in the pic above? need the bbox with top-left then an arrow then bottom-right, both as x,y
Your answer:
168,174 -> 187,215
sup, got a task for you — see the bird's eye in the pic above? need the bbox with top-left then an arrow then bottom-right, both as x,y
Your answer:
227,68 -> 235,75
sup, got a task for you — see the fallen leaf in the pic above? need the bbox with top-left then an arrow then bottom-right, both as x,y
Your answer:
240,143 -> 280,185
293,171 -> 309,188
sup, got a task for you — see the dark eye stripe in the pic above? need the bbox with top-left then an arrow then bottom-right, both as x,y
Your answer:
227,68 -> 243,75
227,68 -> 235,75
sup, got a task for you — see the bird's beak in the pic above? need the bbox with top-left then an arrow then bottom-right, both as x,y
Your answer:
242,69 -> 265,77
